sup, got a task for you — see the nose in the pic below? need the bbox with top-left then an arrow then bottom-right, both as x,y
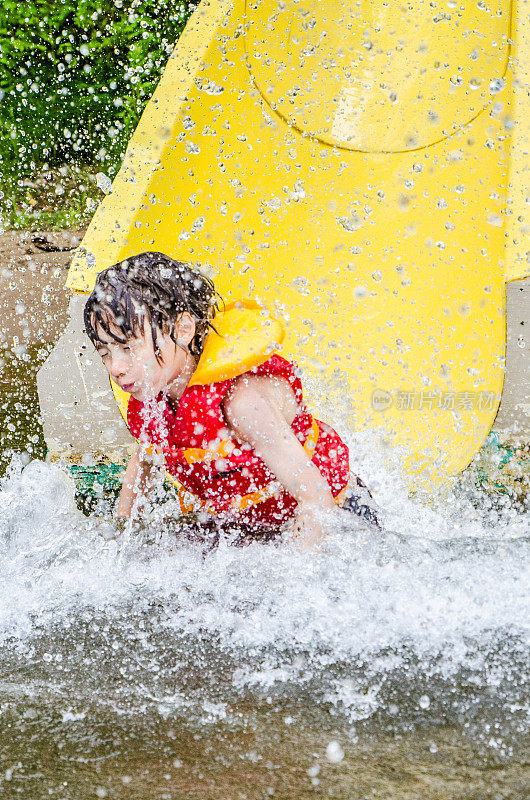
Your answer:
107,350 -> 130,381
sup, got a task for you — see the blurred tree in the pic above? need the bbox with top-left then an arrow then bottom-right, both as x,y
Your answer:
0,0 -> 194,179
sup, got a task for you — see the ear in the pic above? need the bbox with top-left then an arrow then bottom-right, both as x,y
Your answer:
175,312 -> 196,348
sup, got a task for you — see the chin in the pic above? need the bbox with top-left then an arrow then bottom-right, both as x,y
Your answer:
131,390 -> 148,402
132,387 -> 159,403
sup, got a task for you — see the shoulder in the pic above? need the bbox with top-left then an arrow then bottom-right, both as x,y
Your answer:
223,355 -> 304,425
249,354 -> 304,405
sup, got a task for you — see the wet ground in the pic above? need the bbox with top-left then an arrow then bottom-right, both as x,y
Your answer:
0,230 -> 528,799
0,698 -> 528,799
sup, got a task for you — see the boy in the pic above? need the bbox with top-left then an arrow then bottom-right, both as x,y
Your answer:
84,252 -> 380,548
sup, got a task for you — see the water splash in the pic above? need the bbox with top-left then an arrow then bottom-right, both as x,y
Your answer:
0,445 -> 527,750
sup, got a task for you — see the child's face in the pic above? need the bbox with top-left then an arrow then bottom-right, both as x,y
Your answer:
94,319 -> 189,403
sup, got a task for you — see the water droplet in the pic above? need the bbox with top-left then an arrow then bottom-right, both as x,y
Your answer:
195,77 -> 224,95
292,276 -> 309,295
372,270 -> 383,282
489,77 -> 506,95
338,214 -> 362,232
96,173 -> 112,194
487,212 -> 503,227
286,181 -> 306,202
419,694 -> 431,709
326,741 -> 344,762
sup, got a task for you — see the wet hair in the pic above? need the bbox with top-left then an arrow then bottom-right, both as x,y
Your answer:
83,252 -> 221,360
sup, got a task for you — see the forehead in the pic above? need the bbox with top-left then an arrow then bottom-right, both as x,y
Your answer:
89,294 -> 148,329
92,319 -> 143,347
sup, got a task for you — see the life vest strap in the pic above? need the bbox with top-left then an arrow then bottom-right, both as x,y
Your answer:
334,485 -> 349,506
181,439 -> 236,465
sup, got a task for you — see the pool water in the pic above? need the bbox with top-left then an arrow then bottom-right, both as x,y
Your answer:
0,293 -> 528,798
0,438 -> 528,798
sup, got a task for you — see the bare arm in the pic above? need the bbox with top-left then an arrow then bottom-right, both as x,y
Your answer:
116,446 -> 160,520
222,375 -> 336,546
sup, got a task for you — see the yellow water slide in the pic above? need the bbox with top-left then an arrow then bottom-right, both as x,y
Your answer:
41,0 -> 529,494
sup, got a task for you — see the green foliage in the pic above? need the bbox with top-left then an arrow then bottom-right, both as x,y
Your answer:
0,0 -> 194,182
4,164 -> 103,231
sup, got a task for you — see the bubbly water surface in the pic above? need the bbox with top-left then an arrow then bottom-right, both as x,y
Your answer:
0,436 -> 528,796
0,441 -> 527,724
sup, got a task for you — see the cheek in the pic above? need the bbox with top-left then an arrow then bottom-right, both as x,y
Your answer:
144,360 -> 160,377
132,350 -> 157,374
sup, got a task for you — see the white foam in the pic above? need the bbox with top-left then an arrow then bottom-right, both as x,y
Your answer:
0,454 -> 528,731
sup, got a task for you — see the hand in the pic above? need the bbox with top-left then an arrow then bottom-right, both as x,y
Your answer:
286,503 -> 332,550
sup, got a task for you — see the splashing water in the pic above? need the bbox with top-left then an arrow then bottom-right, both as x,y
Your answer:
1,440 -> 528,759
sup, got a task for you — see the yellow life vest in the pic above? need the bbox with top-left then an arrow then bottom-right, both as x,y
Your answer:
189,300 -> 286,385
